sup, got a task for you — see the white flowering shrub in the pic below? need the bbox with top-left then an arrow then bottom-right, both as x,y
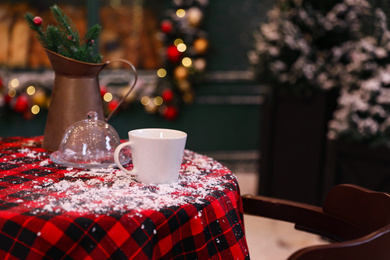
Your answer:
251,0 -> 390,147
249,0 -> 371,96
328,9 -> 390,146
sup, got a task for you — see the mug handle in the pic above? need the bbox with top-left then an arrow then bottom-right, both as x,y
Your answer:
114,141 -> 137,175
103,59 -> 138,122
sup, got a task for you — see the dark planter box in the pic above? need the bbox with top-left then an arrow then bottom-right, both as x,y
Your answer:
323,140 -> 390,198
258,90 -> 338,205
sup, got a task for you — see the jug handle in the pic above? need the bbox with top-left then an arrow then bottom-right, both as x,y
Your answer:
103,59 -> 138,122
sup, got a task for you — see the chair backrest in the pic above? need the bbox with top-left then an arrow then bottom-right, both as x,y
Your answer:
242,184 -> 390,260
287,225 -> 390,260
322,184 -> 390,236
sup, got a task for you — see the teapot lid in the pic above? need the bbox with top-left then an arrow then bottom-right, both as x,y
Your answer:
50,111 -> 130,168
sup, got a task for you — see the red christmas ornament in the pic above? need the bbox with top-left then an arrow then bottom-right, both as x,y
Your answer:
161,20 -> 173,34
14,95 -> 29,113
108,99 -> 119,113
162,89 -> 174,103
33,16 -> 43,26
163,106 -> 178,121
4,94 -> 11,105
100,86 -> 108,97
167,45 -> 182,63
23,111 -> 34,120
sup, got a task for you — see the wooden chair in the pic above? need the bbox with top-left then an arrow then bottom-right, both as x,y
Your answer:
242,184 -> 390,260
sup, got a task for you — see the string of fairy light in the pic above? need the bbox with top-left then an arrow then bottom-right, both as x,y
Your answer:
0,0 -> 208,121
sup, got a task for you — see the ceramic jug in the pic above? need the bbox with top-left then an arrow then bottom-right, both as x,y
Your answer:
42,49 -> 137,152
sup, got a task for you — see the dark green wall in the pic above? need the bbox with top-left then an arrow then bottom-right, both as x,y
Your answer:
205,0 -> 273,71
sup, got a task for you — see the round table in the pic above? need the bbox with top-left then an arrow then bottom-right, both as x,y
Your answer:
0,136 -> 249,259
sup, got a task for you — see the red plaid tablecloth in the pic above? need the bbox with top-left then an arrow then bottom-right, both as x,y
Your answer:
0,136 -> 249,259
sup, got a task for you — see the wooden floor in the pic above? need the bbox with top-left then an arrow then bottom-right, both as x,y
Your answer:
235,172 -> 328,260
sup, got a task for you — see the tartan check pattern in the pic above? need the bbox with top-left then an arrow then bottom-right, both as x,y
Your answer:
0,136 -> 250,259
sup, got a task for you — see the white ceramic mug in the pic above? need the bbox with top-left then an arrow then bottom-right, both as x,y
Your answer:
114,128 -> 187,184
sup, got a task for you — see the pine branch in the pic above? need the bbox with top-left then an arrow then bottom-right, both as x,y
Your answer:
25,5 -> 103,63
91,54 -> 103,63
60,34 -> 79,58
79,24 -> 102,63
50,5 -> 81,46
84,24 -> 102,43
45,25 -> 62,54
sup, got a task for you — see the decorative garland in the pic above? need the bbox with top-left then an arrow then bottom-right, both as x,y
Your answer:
0,0 -> 208,121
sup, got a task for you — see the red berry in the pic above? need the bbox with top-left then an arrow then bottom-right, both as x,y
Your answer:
33,16 -> 43,26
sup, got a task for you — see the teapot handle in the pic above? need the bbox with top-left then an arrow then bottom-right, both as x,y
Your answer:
103,59 -> 138,122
